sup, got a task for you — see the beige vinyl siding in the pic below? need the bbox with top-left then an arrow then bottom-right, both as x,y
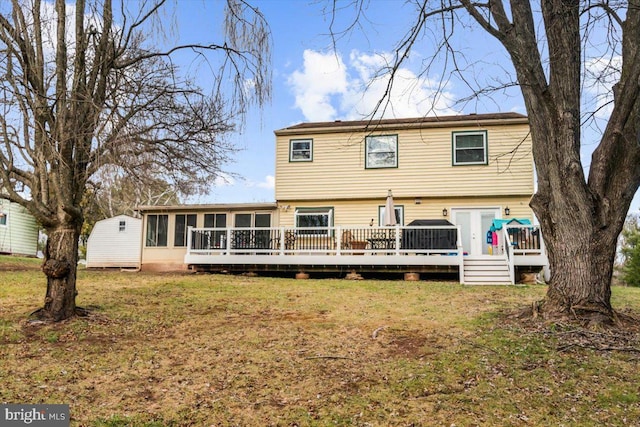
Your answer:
0,199 -> 39,257
276,123 -> 533,201
278,196 -> 533,228
141,212 -> 191,270
139,205 -> 279,270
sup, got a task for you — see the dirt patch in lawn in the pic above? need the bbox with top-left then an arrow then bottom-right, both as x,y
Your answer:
0,261 -> 40,271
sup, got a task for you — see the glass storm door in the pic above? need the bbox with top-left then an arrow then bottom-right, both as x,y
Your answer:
451,208 -> 499,256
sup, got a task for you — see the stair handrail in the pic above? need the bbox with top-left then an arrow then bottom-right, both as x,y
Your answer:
502,226 -> 515,284
457,225 -> 465,284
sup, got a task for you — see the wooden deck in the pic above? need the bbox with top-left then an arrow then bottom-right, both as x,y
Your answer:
184,225 -> 548,283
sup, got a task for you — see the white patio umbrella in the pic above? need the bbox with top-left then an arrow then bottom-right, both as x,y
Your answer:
384,189 -> 397,226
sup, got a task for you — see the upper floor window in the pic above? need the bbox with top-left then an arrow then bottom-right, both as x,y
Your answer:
119,220 -> 126,232
452,131 -> 488,165
174,214 -> 197,247
146,214 -> 168,247
290,139 -> 313,162
366,135 -> 398,168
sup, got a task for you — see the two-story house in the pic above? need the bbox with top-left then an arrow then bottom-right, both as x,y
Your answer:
138,113 -> 547,283
275,113 -> 534,254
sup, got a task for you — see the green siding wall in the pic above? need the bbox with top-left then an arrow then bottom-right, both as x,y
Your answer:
0,199 -> 39,256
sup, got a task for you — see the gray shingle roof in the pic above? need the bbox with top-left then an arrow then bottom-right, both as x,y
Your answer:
275,112 -> 528,134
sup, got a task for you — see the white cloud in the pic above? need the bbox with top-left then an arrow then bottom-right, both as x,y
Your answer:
287,50 -> 349,121
287,49 -> 458,121
214,173 -> 235,187
583,56 -> 621,119
243,175 -> 275,190
257,175 -> 275,189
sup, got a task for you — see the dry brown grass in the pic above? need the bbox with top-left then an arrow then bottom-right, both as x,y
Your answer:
1,259 -> 640,426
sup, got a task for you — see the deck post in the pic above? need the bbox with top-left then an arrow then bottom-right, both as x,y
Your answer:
505,228 -> 515,284
394,225 -> 400,255
186,226 -> 193,256
225,228 -> 232,255
336,225 -> 342,256
279,227 -> 285,255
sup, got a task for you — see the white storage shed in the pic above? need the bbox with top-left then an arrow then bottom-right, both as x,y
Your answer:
86,215 -> 142,268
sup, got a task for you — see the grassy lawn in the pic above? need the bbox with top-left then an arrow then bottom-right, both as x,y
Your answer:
1,255 -> 640,426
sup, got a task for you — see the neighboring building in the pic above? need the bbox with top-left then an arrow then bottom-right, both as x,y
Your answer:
0,198 -> 39,257
275,113 -> 534,257
136,113 -> 546,283
86,215 -> 142,269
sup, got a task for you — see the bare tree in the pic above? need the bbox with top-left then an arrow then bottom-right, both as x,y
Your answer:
79,172 -> 181,249
86,171 -> 181,219
0,0 -> 271,321
331,0 -> 640,325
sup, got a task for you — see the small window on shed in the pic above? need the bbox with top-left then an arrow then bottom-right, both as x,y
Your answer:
119,220 -> 126,232
0,212 -> 6,226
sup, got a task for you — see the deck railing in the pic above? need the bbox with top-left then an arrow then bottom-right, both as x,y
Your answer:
187,225 -> 463,257
499,224 -> 546,284
502,224 -> 545,255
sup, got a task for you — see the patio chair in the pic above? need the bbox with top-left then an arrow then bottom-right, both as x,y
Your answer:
340,230 -> 353,250
284,230 -> 296,251
331,230 -> 352,252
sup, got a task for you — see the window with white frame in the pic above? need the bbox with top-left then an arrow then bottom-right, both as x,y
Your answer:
204,213 -> 227,248
146,214 -> 168,247
366,135 -> 398,168
289,139 -> 313,162
378,205 -> 404,226
232,212 -> 272,249
295,207 -> 333,235
174,214 -> 197,247
452,131 -> 488,165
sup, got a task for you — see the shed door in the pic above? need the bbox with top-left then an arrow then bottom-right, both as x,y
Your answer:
451,208 -> 499,256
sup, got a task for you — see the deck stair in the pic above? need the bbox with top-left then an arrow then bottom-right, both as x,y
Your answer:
463,256 -> 513,285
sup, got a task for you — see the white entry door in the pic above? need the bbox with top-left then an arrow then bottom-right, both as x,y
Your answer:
451,208 -> 500,256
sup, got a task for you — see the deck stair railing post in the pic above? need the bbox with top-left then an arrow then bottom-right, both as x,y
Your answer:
456,226 -> 464,284
336,226 -> 342,256
503,226 -> 515,284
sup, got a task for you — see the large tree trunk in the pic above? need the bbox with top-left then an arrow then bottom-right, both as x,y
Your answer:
35,224 -> 81,322
526,97 -> 625,325
490,0 -> 640,325
536,204 -> 618,324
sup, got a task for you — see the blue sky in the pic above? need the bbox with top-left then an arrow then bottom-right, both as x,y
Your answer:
170,1 -> 639,212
